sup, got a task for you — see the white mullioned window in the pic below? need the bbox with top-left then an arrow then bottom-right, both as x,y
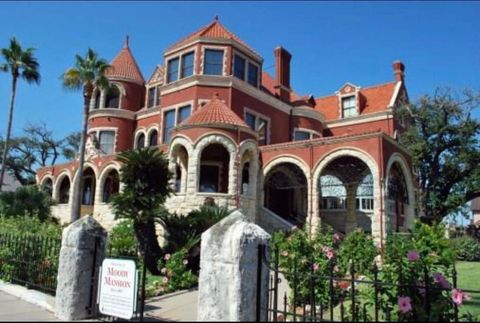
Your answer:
342,95 -> 358,118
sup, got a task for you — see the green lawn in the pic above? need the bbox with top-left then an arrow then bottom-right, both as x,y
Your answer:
456,261 -> 480,320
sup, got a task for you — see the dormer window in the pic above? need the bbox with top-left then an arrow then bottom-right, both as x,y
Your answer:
204,49 -> 224,75
167,57 -> 179,83
247,63 -> 259,87
234,55 -> 246,80
181,52 -> 194,78
147,86 -> 161,108
342,95 -> 357,118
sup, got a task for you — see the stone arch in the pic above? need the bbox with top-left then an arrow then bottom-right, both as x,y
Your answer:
134,128 -> 147,149
192,133 -> 237,195
146,126 -> 159,147
54,171 -> 72,204
312,147 -> 380,238
239,139 -> 259,197
97,163 -> 122,204
385,152 -> 415,232
262,155 -> 310,226
40,174 -> 54,197
169,136 -> 194,194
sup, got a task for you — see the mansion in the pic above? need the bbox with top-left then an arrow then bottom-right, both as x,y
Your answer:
36,18 -> 415,244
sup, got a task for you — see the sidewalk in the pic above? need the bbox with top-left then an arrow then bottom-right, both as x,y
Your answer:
0,290 -> 58,321
144,288 -> 198,322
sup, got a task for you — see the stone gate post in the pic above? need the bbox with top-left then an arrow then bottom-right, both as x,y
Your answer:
55,216 -> 107,321
197,210 -> 270,321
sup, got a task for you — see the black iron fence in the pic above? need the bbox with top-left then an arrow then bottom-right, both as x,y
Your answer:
257,245 -> 480,322
88,237 -> 147,322
0,232 -> 61,295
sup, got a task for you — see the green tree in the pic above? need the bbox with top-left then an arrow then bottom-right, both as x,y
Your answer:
61,48 -> 110,222
0,123 -> 80,185
110,148 -> 173,275
0,37 -> 40,192
397,88 -> 480,222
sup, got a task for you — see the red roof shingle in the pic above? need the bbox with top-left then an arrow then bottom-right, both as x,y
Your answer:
105,38 -> 145,83
166,18 -> 258,56
180,94 -> 249,128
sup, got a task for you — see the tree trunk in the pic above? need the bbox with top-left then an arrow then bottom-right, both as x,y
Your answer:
70,85 -> 92,222
0,76 -> 18,192
133,218 -> 163,275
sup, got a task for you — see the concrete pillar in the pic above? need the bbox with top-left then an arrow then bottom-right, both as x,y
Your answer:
55,216 -> 107,321
197,210 -> 270,321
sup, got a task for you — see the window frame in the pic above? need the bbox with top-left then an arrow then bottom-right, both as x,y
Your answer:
198,161 -> 223,193
243,107 -> 271,145
341,95 -> 358,118
88,127 -> 117,155
161,101 -> 194,144
201,46 -> 226,76
180,51 -> 195,79
232,50 -> 261,88
166,57 -> 180,83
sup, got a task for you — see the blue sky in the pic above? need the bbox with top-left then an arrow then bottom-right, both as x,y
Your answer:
0,1 -> 479,142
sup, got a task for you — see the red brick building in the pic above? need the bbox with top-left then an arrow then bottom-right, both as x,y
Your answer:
36,19 -> 415,244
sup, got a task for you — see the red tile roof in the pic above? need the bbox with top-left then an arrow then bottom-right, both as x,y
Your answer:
105,38 -> 145,83
315,82 -> 397,121
166,18 -> 257,56
181,94 -> 250,128
261,71 -> 303,101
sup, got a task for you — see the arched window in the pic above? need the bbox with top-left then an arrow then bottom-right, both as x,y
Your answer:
199,144 -> 230,193
149,130 -> 158,147
105,85 -> 120,109
241,162 -> 250,195
41,178 -> 53,197
136,133 -> 145,149
58,176 -> 70,204
82,168 -> 96,205
102,170 -> 120,203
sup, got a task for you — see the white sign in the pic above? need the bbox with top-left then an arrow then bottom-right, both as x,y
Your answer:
98,258 -> 137,319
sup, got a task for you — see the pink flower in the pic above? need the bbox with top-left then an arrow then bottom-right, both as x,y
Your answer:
162,277 -> 169,283
282,250 -> 289,257
407,250 -> 420,261
325,250 -> 335,260
333,265 -> 340,273
433,273 -> 450,289
452,289 -> 471,305
398,296 -> 412,314
333,233 -> 341,243
164,253 -> 171,261
161,267 -> 167,274
183,259 -> 189,265
312,263 -> 320,271
416,281 -> 426,295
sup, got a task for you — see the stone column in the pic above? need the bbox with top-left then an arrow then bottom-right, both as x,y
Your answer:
197,210 -> 270,321
55,216 -> 107,321
345,184 -> 357,234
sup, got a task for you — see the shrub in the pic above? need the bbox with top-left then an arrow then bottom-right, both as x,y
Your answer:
0,185 -> 54,221
337,229 -> 377,275
0,215 -> 61,238
107,219 -> 138,258
451,235 -> 480,261
146,249 -> 197,297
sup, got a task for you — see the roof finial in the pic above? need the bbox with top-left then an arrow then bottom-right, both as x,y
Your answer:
213,92 -> 219,99
214,15 -> 219,21
124,35 -> 130,48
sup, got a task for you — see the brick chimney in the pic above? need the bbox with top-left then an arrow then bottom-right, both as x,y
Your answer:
274,47 -> 292,102
393,60 -> 405,82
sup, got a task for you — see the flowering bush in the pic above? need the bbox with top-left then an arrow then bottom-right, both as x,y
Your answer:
147,249 -> 197,297
337,229 -> 377,275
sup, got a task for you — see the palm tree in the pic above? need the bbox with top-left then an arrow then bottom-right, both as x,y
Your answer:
110,148 -> 173,275
62,48 -> 110,222
0,37 -> 40,192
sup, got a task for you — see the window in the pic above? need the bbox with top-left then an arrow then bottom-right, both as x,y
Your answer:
234,55 -> 246,80
245,111 -> 269,145
247,62 -> 259,87
167,57 -> 179,83
136,133 -> 145,149
59,177 -> 70,204
181,52 -> 194,78
93,91 -> 101,110
342,96 -> 357,118
105,85 -> 120,109
241,162 -> 250,195
99,131 -> 115,155
149,130 -> 158,147
177,105 -> 191,124
147,87 -> 156,108
155,86 -> 161,106
199,165 -> 220,192
321,197 -> 347,210
203,49 -> 224,75
294,131 -> 312,141
162,110 -> 176,143
356,197 -> 374,211
102,170 -> 119,203
41,179 -> 53,196
175,165 -> 182,193
245,112 -> 256,130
